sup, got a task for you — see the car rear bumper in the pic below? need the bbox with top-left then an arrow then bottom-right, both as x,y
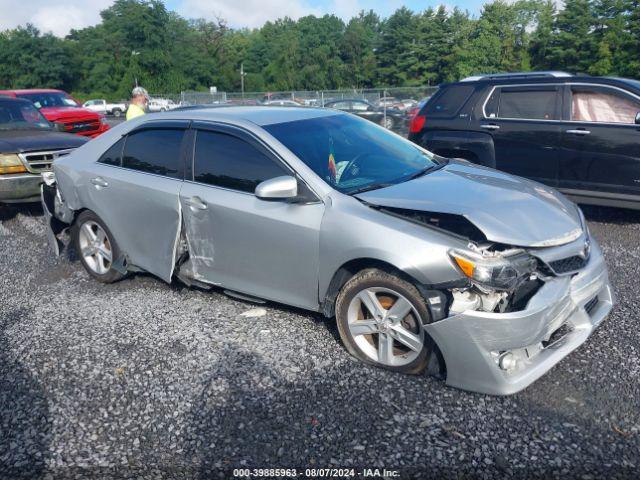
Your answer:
424,239 -> 613,395
0,173 -> 43,202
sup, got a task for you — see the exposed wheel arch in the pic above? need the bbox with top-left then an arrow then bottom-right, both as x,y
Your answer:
322,258 -> 447,378
321,258 -> 431,317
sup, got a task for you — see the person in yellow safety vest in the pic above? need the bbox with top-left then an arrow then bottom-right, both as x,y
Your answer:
126,86 -> 149,120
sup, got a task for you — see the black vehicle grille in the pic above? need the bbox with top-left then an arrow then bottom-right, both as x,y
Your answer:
65,120 -> 100,133
548,255 -> 588,274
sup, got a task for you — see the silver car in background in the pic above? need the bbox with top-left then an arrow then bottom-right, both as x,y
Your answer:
42,107 -> 613,395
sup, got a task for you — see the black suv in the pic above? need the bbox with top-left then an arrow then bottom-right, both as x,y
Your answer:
408,72 -> 640,210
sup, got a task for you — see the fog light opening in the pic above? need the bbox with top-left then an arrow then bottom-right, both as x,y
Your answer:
498,352 -> 517,371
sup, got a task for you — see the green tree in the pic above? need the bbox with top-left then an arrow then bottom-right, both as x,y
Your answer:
376,7 -> 419,86
0,25 -> 74,90
547,0 -> 597,73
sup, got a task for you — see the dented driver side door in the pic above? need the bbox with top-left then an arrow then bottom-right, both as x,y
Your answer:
179,123 -> 324,310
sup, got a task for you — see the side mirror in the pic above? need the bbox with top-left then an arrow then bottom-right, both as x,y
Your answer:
255,175 -> 298,200
635,111 -> 640,125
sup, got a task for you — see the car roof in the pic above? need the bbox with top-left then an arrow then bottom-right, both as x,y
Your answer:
0,95 -> 35,105
325,98 -> 369,103
0,89 -> 65,94
440,74 -> 640,93
155,105 -> 341,126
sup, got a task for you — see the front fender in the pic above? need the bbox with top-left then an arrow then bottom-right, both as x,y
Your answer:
318,194 -> 467,303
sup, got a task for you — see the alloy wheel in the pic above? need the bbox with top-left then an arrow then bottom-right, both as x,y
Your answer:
347,287 -> 425,367
78,220 -> 113,275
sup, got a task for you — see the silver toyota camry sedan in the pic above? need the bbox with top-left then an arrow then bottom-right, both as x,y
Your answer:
41,107 -> 613,395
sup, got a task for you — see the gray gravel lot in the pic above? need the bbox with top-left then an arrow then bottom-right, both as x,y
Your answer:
0,202 -> 639,479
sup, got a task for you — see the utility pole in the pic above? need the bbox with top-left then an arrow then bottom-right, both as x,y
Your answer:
131,50 -> 141,88
240,62 -> 246,101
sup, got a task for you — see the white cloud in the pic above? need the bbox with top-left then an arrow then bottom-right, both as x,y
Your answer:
0,0 -> 112,36
175,0 -> 364,28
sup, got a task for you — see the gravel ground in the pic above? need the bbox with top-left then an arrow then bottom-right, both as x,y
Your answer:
0,202 -> 638,479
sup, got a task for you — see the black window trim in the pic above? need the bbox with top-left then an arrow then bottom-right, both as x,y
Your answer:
96,120 -> 192,180
481,82 -> 640,127
187,121 -> 319,201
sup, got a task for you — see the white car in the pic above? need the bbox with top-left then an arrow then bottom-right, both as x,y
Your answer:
148,99 -> 178,112
83,99 -> 127,117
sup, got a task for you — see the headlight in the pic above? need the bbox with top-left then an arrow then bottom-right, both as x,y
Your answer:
0,153 -> 28,175
449,248 -> 536,290
100,116 -> 108,125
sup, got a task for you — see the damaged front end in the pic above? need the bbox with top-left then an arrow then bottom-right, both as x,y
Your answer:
377,205 -> 613,395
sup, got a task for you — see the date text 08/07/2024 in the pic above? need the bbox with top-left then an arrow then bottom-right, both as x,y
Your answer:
232,468 -> 400,478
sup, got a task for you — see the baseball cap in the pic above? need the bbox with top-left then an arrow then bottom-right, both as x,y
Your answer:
132,86 -> 149,99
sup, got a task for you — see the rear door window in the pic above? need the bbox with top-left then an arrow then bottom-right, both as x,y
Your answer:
496,88 -> 559,120
425,85 -> 475,117
121,129 -> 185,179
193,130 -> 288,193
570,85 -> 640,123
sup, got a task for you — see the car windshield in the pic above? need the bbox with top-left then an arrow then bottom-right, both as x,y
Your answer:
16,92 -> 79,109
0,99 -> 52,131
264,114 -> 438,194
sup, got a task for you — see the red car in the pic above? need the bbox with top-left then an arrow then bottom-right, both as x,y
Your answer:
0,89 -> 109,138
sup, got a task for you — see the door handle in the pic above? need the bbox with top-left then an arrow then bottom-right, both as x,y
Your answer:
566,129 -> 591,136
90,177 -> 108,188
187,196 -> 207,211
480,124 -> 500,130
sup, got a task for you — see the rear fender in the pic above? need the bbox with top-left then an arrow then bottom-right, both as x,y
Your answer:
422,130 -> 495,168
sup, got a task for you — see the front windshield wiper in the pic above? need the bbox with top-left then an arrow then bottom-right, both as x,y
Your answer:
347,182 -> 395,196
406,159 -> 448,181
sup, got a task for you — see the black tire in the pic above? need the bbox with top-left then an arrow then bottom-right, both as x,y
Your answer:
72,210 -> 125,283
335,268 -> 433,375
112,108 -> 122,117
381,116 -> 395,130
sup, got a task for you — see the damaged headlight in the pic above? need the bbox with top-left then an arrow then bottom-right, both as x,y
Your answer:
449,248 -> 537,291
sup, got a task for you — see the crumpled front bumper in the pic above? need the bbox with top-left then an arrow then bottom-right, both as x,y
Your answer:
424,239 -> 613,395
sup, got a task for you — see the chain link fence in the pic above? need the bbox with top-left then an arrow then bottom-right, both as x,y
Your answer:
146,86 -> 438,135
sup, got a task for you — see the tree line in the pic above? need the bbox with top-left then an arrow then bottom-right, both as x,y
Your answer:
0,0 -> 638,100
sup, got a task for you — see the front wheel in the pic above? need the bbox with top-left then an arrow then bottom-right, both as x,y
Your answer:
335,269 -> 432,374
72,210 -> 125,283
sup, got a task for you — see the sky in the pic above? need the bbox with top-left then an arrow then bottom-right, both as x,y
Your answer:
0,0 -> 487,36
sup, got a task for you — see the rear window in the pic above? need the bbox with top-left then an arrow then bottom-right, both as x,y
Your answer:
424,85 -> 475,117
122,129 -> 184,178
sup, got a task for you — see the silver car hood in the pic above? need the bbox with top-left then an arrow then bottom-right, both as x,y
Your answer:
355,161 -> 583,247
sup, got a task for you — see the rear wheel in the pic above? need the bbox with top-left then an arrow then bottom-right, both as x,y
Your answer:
381,116 -> 395,130
335,268 -> 432,374
112,108 -> 122,117
72,210 -> 125,283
